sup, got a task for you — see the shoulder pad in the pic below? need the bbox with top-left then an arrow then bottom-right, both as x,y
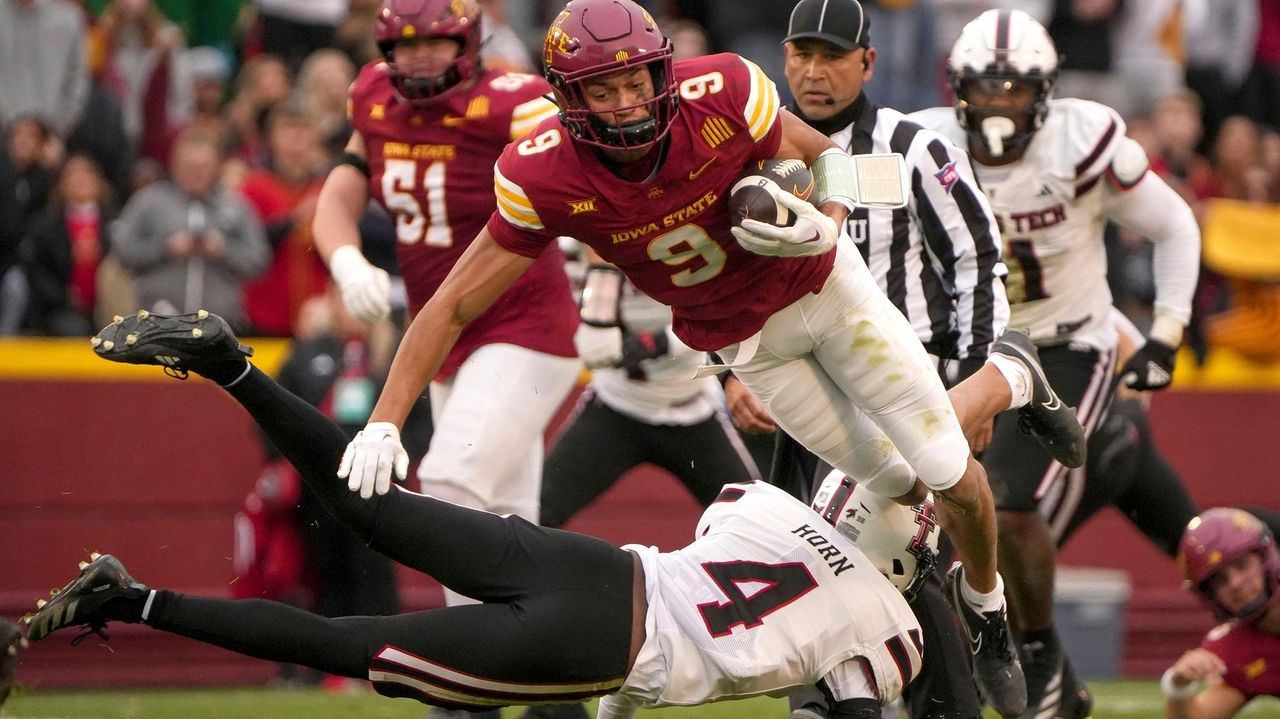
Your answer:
1045,99 -> 1127,182
1108,136 -> 1150,189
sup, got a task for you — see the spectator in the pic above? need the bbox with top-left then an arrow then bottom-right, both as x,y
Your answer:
182,46 -> 237,154
295,49 -> 355,156
111,127 -> 269,330
0,145 -> 25,335
93,0 -> 194,166
0,0 -> 90,137
225,54 -> 293,164
240,101 -> 330,336
1237,0 -> 1280,132
477,0 -> 534,73
251,0 -> 348,75
5,116 -> 62,236
1183,0 -> 1258,149
21,153 -> 115,336
661,18 -> 709,61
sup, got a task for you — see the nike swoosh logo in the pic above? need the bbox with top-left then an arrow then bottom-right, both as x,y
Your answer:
688,157 -> 717,180
966,626 -> 983,655
1038,394 -> 1061,412
798,231 -> 822,244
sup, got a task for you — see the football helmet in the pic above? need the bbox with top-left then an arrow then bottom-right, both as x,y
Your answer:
811,470 -> 939,600
948,9 -> 1058,158
375,0 -> 483,104
1178,508 -> 1280,624
542,0 -> 678,150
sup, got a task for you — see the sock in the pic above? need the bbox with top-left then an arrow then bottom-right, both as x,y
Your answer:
194,357 -> 252,387
97,587 -> 151,623
961,570 -> 1006,614
145,591 -> 370,678
987,354 -> 1033,410
1020,626 -> 1057,649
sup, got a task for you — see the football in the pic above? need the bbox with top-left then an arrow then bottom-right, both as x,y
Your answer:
727,158 -> 815,228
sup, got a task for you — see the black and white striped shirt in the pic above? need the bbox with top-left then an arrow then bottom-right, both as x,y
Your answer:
798,96 -> 1009,379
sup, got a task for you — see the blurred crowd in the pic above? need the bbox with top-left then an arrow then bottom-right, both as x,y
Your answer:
1,0 -> 1278,363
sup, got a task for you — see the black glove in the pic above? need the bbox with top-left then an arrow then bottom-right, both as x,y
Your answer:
1119,339 -> 1177,391
619,329 -> 670,379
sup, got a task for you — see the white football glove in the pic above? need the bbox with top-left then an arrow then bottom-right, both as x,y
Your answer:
328,244 -> 391,323
337,421 -> 409,499
574,323 -> 624,369
730,191 -> 838,258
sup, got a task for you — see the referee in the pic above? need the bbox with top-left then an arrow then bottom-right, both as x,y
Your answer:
725,1 -> 1006,718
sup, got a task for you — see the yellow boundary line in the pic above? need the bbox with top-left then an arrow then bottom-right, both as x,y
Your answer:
1,341 -> 1279,390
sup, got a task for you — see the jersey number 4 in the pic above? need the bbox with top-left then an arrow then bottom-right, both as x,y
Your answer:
697,560 -> 818,638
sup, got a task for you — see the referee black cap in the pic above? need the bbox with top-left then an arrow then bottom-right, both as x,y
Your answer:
784,0 -> 871,51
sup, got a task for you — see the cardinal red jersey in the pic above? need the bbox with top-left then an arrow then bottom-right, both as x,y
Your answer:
1201,619 -> 1280,699
351,64 -> 577,378
486,53 -> 835,352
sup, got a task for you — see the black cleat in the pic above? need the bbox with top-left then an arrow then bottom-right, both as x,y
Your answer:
990,330 -> 1086,468
1055,654 -> 1094,719
22,553 -> 148,644
944,563 -> 1027,718
1018,637 -> 1064,719
92,310 -> 253,380
0,618 -> 27,707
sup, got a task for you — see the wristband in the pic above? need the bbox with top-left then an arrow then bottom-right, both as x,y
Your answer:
580,265 -> 625,327
813,147 -> 858,212
1160,667 -> 1201,700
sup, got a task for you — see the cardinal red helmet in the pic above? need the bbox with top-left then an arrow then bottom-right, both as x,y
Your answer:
375,0 -> 482,105
1178,508 -> 1280,624
542,0 -> 678,150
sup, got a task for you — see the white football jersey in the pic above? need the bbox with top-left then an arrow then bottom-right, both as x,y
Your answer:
620,481 -> 922,708
911,99 -> 1146,348
590,286 -> 722,425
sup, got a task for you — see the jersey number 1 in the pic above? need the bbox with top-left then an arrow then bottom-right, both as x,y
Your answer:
698,560 -> 818,638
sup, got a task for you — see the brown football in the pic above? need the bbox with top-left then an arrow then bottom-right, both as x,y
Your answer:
727,158 -> 815,228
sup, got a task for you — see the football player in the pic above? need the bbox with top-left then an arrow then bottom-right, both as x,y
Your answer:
311,0 -> 582,632
29,310 -> 928,719
1165,508 -> 1280,719
340,1 -> 1033,712
908,9 -> 1201,718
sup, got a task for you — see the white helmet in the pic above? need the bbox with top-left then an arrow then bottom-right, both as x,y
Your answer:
948,9 -> 1058,157
812,470 -> 940,599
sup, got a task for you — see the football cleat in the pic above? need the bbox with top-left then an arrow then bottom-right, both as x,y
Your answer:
1018,636 -> 1064,719
990,329 -> 1086,468
22,554 -> 148,643
944,563 -> 1027,718
92,310 -> 253,380
0,618 -> 27,707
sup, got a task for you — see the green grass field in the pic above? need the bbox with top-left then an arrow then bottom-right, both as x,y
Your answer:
5,682 -> 1278,719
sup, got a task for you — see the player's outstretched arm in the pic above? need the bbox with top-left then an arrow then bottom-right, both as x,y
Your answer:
315,130 -> 391,323
340,229 -> 535,497
1163,647 -> 1245,719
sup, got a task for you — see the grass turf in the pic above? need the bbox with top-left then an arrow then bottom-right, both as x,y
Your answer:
8,680 -> 1278,718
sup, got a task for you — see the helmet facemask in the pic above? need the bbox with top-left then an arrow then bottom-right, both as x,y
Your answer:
952,71 -> 1054,158
375,0 -> 483,106
548,47 -> 677,150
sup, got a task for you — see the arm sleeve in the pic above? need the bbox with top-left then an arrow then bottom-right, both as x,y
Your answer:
1103,170 -> 1200,334
594,692 -> 641,719
912,135 -> 1010,362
